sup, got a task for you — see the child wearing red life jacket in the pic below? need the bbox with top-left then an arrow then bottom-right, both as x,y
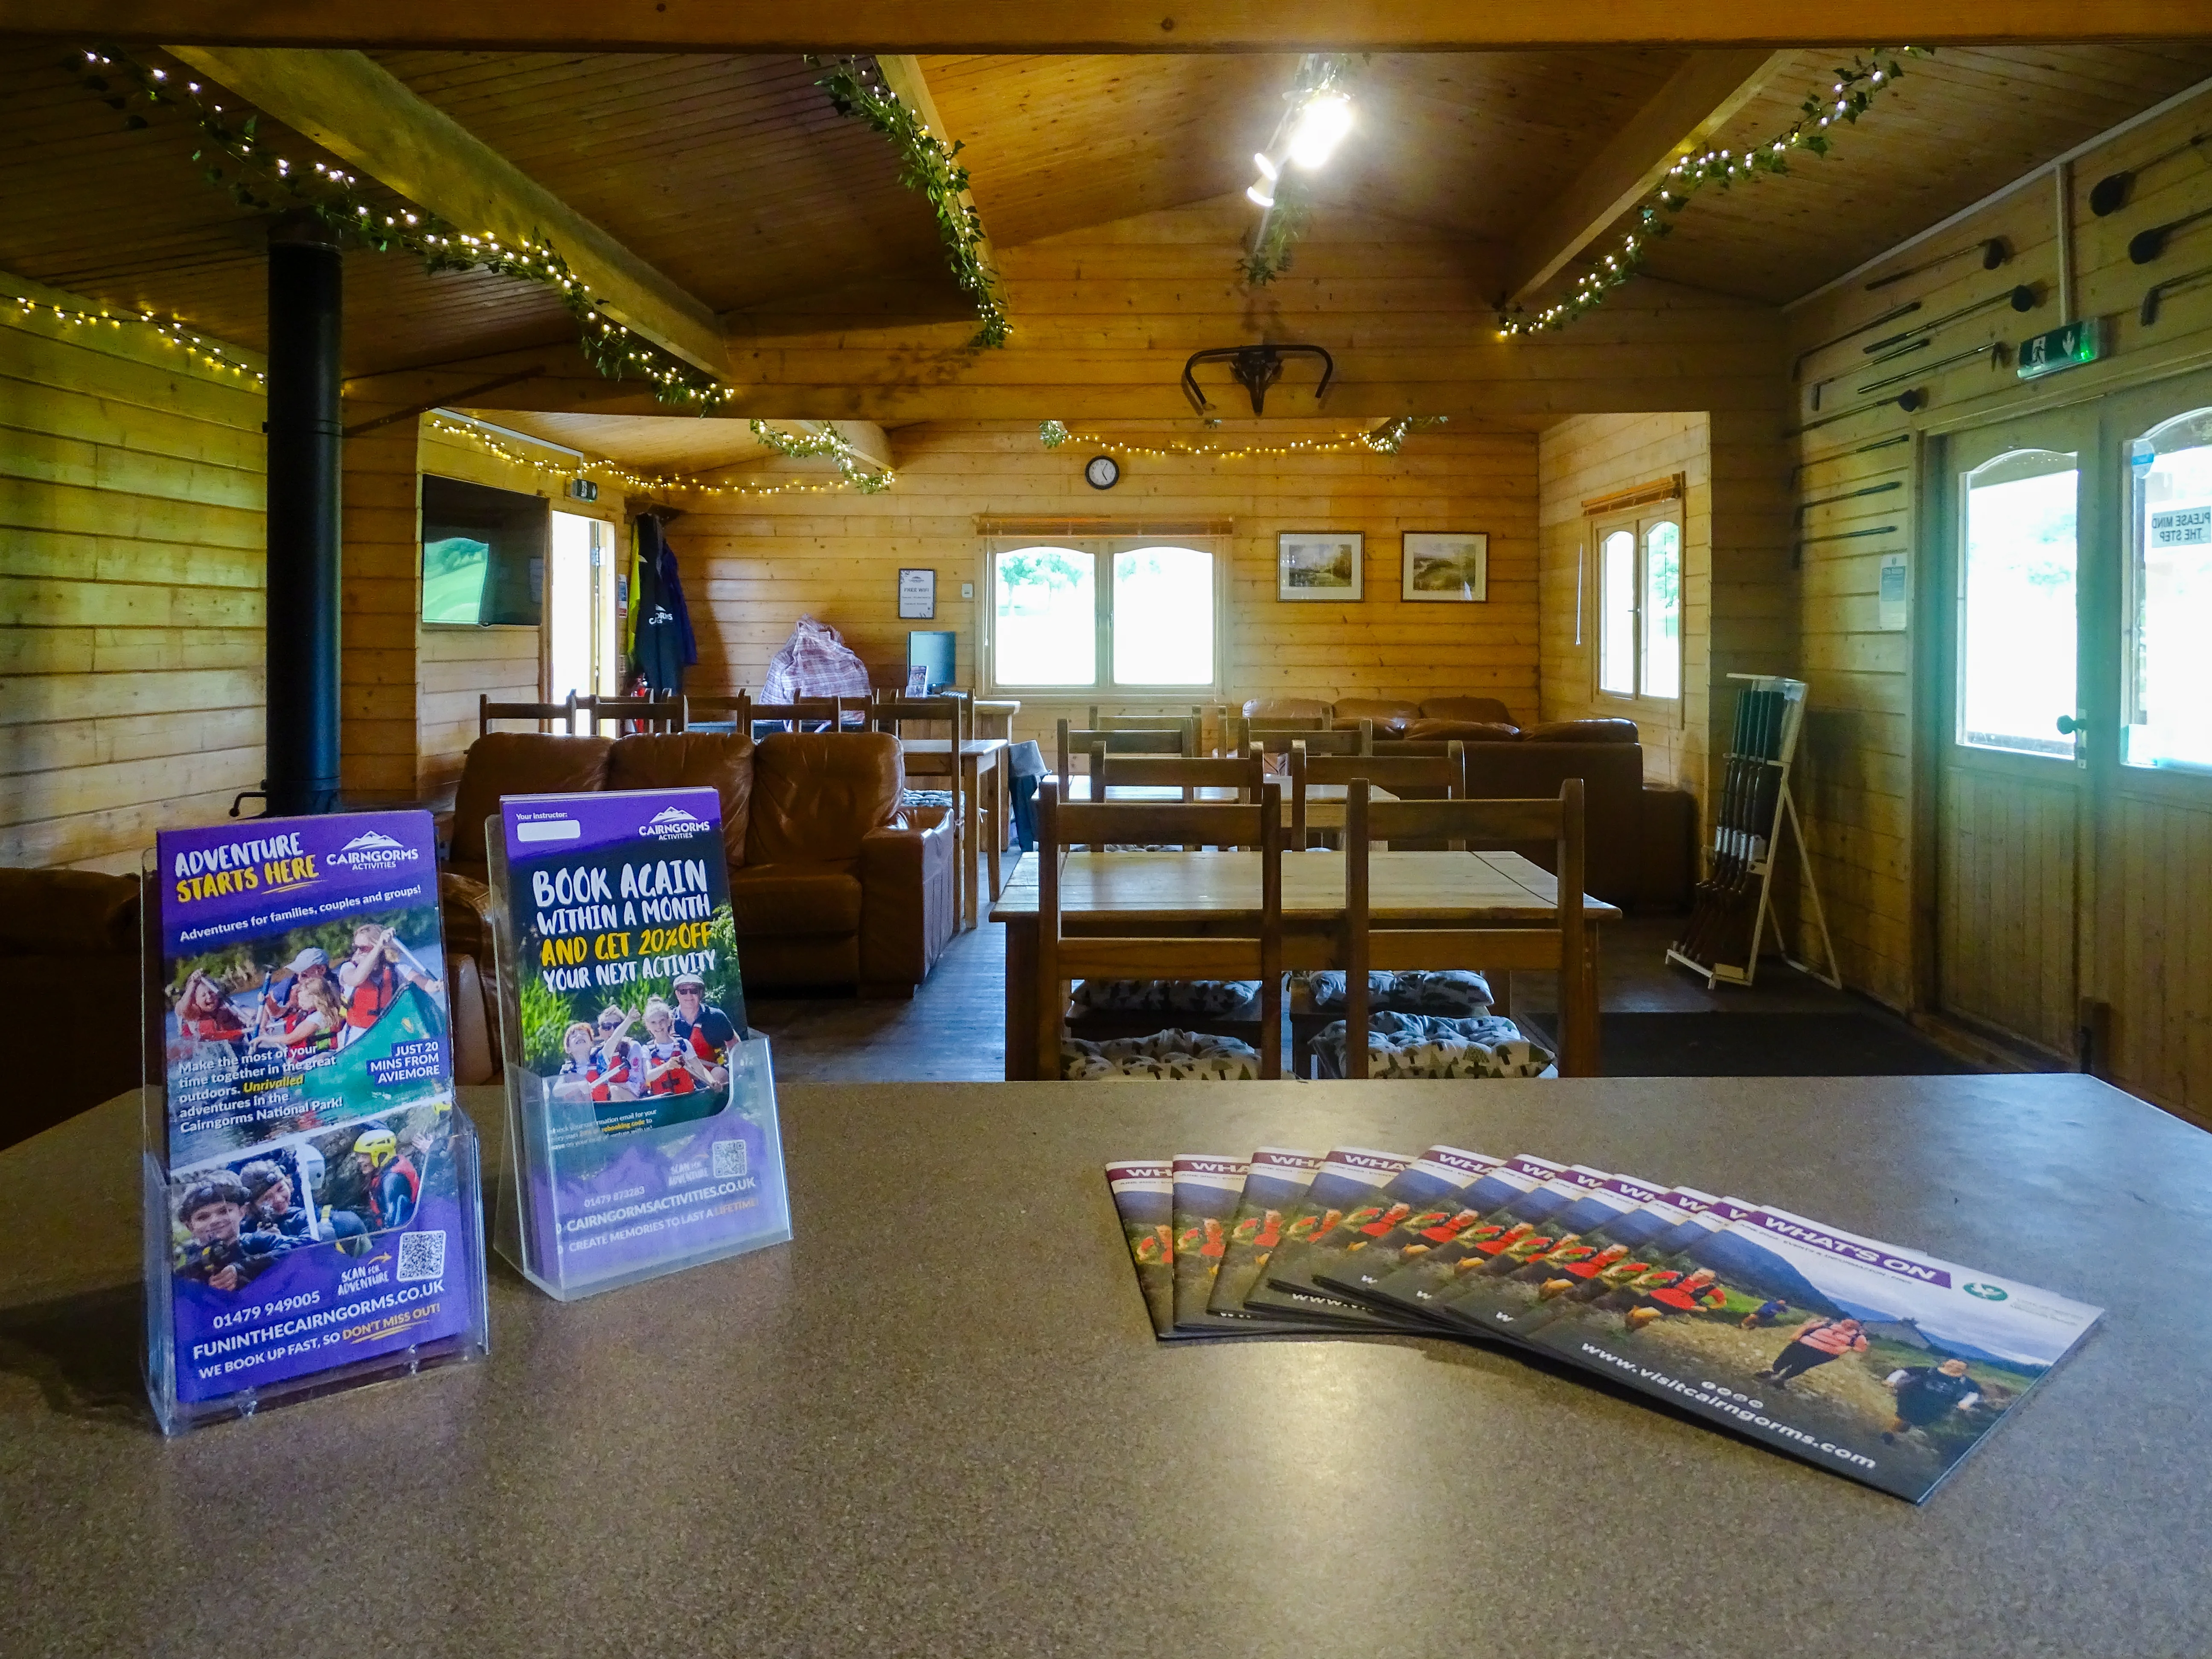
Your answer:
639,998 -> 713,1097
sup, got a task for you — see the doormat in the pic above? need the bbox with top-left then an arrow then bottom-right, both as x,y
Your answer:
1523,1011 -> 1980,1077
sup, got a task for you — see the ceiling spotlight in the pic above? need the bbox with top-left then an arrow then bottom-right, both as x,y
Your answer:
1287,93 -> 1353,170
1246,182 -> 1276,209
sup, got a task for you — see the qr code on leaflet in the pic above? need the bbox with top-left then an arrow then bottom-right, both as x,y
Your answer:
396,1230 -> 447,1281
712,1140 -> 748,1179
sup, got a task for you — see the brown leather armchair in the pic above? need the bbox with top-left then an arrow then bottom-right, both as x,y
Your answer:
443,728 -> 955,999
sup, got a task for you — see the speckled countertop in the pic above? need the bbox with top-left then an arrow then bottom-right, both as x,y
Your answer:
1,1075 -> 2205,1658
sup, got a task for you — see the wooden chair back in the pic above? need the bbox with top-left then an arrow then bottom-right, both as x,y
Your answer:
751,696 -> 867,732
686,693 -> 754,730
1055,719 -> 1193,786
1035,776 -> 1284,1079
1227,718 -> 1372,758
1339,777 -> 1588,1078
1087,744 -> 1269,847
1289,742 -> 1466,848
873,693 -> 973,742
480,692 -> 581,736
576,694 -> 688,734
1088,705 -> 1205,730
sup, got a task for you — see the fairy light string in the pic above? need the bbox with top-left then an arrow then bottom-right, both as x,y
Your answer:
77,48 -> 742,410
426,414 -> 898,499
1498,48 -> 1928,337
8,291 -> 265,384
1038,414 -> 1447,459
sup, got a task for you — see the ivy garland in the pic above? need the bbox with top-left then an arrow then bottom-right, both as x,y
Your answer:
1497,47 -> 1929,336
746,419 -> 894,492
812,56 -> 1010,350
75,49 -> 739,409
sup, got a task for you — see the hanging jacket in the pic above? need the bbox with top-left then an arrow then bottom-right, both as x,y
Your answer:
629,515 -> 696,697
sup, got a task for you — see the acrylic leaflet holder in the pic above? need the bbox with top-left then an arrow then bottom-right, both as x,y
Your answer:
139,820 -> 491,1438
485,800 -> 792,1301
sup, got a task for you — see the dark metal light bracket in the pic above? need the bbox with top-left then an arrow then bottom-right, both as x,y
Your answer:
1180,342 -> 1335,415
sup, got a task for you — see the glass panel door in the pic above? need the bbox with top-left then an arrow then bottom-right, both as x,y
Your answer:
2124,407 -> 2212,771
1957,449 -> 2079,757
1597,528 -> 1636,694
1641,519 -> 1681,699
1934,419 -> 2089,1060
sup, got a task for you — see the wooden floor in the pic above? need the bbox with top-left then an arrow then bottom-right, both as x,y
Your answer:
748,910 -> 1888,1084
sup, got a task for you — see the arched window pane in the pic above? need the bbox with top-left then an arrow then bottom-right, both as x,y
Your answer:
994,546 -> 1095,686
1958,450 -> 2077,757
1598,530 -> 1636,695
1642,521 -> 1681,699
1112,546 -> 1214,685
2127,410 -> 2212,769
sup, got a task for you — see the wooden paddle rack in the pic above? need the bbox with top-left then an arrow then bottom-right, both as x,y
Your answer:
1667,675 -> 1841,990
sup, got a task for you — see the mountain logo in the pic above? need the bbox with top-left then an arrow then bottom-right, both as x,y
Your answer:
640,805 -> 711,840
325,826 -> 419,870
1963,1282 -> 2009,1301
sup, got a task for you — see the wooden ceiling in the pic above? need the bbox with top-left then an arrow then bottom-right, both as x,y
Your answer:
1639,44 -> 2212,303
5,39 -> 2212,420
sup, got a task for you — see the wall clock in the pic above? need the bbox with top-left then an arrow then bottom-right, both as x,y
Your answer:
1085,454 -> 1121,490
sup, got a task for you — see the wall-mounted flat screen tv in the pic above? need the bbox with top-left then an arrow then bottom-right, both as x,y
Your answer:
421,474 -> 548,626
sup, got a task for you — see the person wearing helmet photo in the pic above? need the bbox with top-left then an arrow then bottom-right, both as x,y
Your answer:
175,1175 -> 296,1292
349,1128 -> 422,1231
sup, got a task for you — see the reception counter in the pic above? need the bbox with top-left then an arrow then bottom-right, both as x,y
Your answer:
0,1075 -> 2205,1656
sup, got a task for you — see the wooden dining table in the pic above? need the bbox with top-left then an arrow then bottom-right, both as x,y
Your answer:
899,736 -> 1012,929
1056,776 -> 1385,834
990,847 -> 1618,1079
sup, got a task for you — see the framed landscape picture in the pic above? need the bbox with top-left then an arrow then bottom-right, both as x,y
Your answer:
1278,531 -> 1363,601
1402,531 -> 1488,602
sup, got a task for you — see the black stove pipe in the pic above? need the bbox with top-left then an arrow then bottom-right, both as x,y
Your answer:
263,215 -> 343,817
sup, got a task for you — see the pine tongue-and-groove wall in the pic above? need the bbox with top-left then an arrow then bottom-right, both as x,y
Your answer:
668,421 -> 1541,747
0,271 -> 267,873
1787,84 -> 2212,1116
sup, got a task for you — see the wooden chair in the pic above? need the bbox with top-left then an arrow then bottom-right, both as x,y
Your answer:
480,692 -> 581,736
576,693 -> 688,734
1088,745 -> 1267,848
1228,718 -> 1373,763
686,692 -> 753,732
1035,776 -> 1285,1079
1289,742 -> 1467,849
1087,705 -> 1205,730
873,693 -> 974,743
751,696 -> 863,733
1054,719 -> 1194,796
1340,777 -> 1590,1078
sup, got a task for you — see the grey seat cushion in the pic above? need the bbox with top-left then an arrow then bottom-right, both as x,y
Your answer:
1309,1010 -> 1554,1079
1061,1029 -> 1263,1080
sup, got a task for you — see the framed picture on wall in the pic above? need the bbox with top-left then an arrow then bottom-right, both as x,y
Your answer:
898,567 -> 937,620
1277,531 -> 1363,601
1402,531 -> 1488,602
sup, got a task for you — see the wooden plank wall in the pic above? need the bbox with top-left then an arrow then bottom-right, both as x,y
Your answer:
667,421 -> 1539,747
1786,86 -> 2212,1114
0,271 -> 266,872
1537,413 -> 1712,806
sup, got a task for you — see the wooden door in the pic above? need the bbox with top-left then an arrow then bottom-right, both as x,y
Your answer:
1933,413 -> 2093,1059
2082,373 -> 2212,1114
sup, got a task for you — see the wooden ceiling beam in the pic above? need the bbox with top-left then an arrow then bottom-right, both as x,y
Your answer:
28,3 -> 2212,49
166,46 -> 730,375
872,54 -> 1003,299
1502,49 -> 1792,304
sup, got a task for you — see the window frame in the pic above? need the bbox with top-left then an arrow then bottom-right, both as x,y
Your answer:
981,535 -> 1230,701
1589,504 -> 1685,721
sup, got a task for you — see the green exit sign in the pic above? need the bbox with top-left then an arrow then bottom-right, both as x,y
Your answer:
2017,317 -> 2104,380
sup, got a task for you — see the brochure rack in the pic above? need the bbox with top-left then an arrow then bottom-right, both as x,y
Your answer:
1667,675 -> 1841,990
486,805 -> 791,1302
139,846 -> 490,1438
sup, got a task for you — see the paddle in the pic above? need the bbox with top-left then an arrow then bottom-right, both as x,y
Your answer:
1864,235 -> 2009,291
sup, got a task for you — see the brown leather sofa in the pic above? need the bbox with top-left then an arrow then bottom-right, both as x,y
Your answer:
445,728 -> 955,998
1241,698 -> 1694,910
0,866 -> 501,1152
